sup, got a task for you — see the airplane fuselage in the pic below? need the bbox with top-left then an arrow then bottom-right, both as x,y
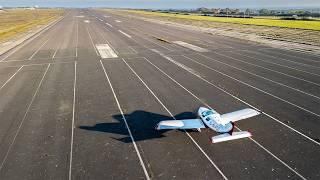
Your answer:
198,107 -> 233,133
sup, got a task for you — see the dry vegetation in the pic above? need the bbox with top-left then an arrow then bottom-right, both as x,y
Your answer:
111,10 -> 320,47
128,10 -> 320,31
0,9 -> 64,42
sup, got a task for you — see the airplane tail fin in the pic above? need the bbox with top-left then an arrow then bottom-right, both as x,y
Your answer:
211,131 -> 251,143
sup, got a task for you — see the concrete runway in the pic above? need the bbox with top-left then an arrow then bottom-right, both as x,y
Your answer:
0,9 -> 319,180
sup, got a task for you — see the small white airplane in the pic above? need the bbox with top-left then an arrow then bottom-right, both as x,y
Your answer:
156,107 -> 260,143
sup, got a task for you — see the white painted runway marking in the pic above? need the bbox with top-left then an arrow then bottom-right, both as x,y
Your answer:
151,49 -> 201,78
86,27 -> 99,56
99,60 -> 150,180
104,15 -> 110,18
246,50 -> 320,70
105,22 -> 113,27
128,46 -> 138,54
260,49 -> 320,63
0,64 -> 50,171
194,53 -> 320,100
28,38 -> 50,60
96,26 -> 119,55
75,17 -> 79,58
69,61 -> 77,180
0,61 -> 74,68
84,20 -> 90,23
0,66 -> 23,92
121,58 -> 228,180
96,44 -> 118,59
0,56 -> 76,63
232,51 -> 320,77
142,56 -> 307,180
259,47 -> 320,59
173,41 -> 209,52
212,51 -> 320,87
115,20 -> 122,23
52,46 -> 59,59
118,30 -> 132,39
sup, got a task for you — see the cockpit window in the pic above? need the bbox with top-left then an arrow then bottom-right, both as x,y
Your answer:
203,110 -> 213,116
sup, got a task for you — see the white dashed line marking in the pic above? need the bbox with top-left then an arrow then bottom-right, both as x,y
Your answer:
105,23 -> 113,27
118,30 -> 132,39
173,41 -> 209,52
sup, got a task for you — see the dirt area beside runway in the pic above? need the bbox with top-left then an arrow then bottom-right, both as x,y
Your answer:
105,9 -> 320,55
0,9 -> 64,43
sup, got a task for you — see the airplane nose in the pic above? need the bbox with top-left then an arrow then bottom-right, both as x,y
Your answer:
198,107 -> 208,114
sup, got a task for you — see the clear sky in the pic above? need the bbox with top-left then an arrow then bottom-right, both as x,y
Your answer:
0,0 -> 319,9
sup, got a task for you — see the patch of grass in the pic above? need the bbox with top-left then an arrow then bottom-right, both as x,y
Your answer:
125,10 -> 320,31
0,9 -> 64,42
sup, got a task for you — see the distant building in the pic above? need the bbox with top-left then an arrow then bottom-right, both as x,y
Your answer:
232,9 -> 240,14
24,6 -> 38,10
215,8 -> 240,15
211,8 -> 221,14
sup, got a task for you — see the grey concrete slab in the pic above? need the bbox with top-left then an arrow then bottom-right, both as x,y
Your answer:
71,60 -> 146,180
0,66 -> 21,87
202,51 -> 320,96
0,63 -> 74,180
0,65 -> 47,168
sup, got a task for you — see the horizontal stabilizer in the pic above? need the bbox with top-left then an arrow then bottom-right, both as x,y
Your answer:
156,119 -> 205,130
221,108 -> 260,123
211,131 -> 252,143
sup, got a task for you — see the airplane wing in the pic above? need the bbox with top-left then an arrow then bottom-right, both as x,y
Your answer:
220,108 -> 260,123
156,119 -> 205,130
211,131 -> 252,143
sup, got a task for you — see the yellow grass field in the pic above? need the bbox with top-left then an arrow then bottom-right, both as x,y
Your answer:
126,10 -> 320,31
0,9 -> 64,42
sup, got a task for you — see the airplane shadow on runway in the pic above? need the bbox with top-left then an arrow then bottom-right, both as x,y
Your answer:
79,110 -> 198,143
